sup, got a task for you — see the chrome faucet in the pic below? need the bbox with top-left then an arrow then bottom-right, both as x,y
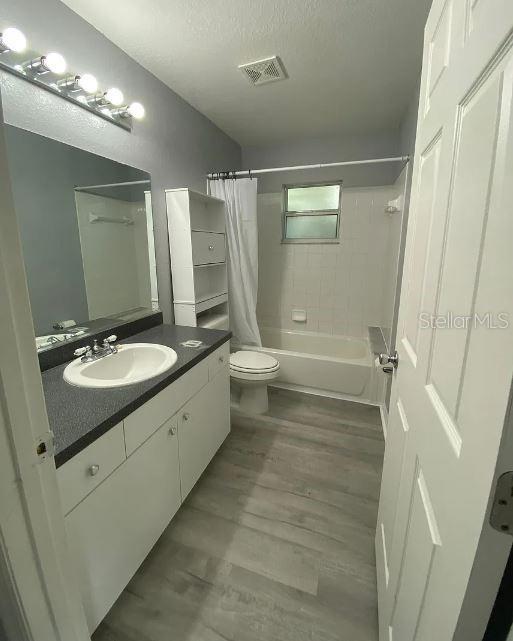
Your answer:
74,335 -> 118,363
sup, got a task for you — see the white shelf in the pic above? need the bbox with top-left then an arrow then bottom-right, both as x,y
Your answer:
194,262 -> 226,269
196,293 -> 228,314
195,291 -> 228,304
197,312 -> 229,330
165,187 -> 225,205
173,290 -> 227,305
166,188 -> 228,328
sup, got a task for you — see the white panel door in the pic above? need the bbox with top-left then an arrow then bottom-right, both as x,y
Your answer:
376,2 -> 513,640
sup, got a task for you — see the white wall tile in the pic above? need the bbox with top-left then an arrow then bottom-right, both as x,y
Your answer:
257,185 -> 396,338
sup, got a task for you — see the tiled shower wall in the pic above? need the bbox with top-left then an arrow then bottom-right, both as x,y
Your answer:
256,184 -> 400,339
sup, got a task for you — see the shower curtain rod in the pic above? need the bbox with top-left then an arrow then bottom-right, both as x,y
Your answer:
207,155 -> 410,180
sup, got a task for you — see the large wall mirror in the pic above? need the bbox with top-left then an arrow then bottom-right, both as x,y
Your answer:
4,125 -> 159,352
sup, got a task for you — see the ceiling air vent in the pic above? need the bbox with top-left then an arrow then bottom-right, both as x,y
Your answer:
238,56 -> 287,86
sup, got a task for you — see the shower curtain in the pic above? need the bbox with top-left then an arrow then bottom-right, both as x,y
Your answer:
209,178 -> 261,347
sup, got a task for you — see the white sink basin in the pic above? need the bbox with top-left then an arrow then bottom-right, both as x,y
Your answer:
63,343 -> 178,388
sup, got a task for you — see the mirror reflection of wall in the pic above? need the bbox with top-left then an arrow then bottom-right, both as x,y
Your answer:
4,125 -> 159,350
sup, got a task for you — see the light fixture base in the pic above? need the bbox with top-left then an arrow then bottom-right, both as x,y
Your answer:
0,59 -> 132,132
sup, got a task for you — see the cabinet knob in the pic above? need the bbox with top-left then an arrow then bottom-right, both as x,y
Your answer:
89,464 -> 100,476
208,245 -> 214,250
219,355 -> 224,363
183,412 -> 190,422
169,426 -> 177,436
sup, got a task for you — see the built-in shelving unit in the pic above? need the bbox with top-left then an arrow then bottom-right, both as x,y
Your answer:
166,188 -> 229,329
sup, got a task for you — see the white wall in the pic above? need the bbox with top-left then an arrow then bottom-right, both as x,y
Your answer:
256,185 -> 397,338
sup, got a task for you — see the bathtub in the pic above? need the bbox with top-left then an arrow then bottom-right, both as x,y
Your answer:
241,327 -> 378,401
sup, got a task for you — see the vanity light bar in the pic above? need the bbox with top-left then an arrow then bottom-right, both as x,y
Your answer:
0,24 -> 145,131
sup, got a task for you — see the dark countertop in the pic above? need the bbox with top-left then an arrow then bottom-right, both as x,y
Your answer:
43,324 -> 231,468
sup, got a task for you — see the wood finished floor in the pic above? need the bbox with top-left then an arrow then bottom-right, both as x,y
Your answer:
93,388 -> 384,641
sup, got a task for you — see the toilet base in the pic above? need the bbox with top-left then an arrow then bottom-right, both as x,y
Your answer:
238,382 -> 269,414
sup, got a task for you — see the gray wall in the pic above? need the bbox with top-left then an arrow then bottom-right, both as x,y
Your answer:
5,127 -> 88,334
0,0 -> 241,324
242,130 -> 401,193
400,77 -> 422,160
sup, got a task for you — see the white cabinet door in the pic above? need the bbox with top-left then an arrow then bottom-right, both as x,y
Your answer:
178,367 -> 230,499
65,417 -> 181,632
123,359 -> 208,455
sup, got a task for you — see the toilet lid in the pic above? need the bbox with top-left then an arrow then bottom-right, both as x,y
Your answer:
230,350 -> 279,373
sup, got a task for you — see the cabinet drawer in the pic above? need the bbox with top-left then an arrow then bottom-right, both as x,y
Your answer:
57,423 -> 125,515
207,343 -> 230,380
124,358 -> 208,456
192,231 -> 226,265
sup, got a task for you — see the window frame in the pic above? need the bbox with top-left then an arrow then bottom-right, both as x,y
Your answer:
281,180 -> 342,244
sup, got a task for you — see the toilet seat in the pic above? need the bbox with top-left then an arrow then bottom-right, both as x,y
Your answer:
229,350 -> 279,374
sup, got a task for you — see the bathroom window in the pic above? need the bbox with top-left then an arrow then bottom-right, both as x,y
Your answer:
282,181 -> 342,243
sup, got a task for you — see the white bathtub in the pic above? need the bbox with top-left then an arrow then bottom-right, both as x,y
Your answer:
242,327 -> 378,401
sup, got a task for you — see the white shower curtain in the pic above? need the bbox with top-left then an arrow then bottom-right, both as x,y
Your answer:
209,178 -> 261,347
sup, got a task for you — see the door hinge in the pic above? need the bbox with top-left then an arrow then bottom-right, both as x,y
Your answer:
490,472 -> 513,535
35,431 -> 55,463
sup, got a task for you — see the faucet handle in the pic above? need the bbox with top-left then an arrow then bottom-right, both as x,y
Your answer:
102,335 -> 118,352
74,346 -> 90,357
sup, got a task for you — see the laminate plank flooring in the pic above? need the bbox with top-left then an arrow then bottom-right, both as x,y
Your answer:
93,387 -> 384,641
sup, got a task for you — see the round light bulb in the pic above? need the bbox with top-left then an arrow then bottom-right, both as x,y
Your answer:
44,52 -> 66,74
1,27 -> 27,53
127,102 -> 145,120
105,87 -> 124,106
77,73 -> 98,94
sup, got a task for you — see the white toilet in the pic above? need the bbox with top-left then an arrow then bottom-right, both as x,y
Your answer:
229,350 -> 280,414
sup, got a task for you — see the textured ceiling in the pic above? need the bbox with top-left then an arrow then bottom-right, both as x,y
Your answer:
60,0 -> 431,146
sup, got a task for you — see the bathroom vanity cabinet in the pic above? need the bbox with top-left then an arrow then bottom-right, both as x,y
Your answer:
56,343 -> 230,632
